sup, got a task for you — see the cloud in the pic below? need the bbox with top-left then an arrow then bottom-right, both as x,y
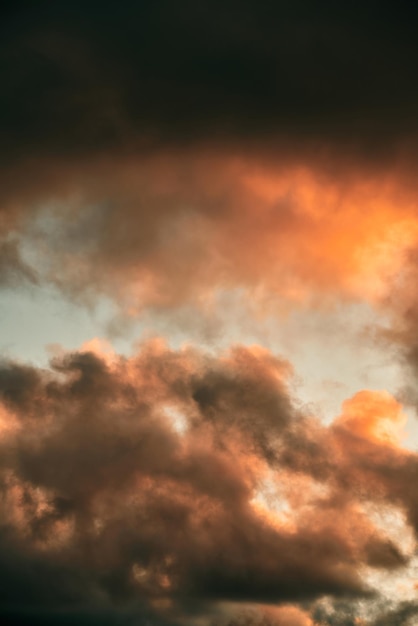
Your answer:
0,342 -> 416,623
2,2 -> 418,162
0,238 -> 37,288
2,5 -> 418,625
312,598 -> 418,626
1,3 -> 418,311
1,153 -> 416,317
212,605 -> 314,626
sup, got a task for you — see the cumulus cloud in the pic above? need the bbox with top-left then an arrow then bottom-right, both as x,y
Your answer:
0,342 -> 416,623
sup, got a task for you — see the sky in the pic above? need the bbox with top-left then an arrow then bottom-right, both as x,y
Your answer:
2,2 -> 418,625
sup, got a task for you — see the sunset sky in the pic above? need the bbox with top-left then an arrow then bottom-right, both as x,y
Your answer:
2,3 -> 418,625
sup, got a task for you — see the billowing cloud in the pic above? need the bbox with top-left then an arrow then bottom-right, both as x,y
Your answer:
0,342 -> 416,624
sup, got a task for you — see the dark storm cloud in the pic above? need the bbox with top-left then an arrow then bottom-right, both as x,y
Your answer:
0,359 -> 43,411
0,342 -> 416,623
0,606 -> 177,626
2,1 -> 418,163
2,1 -> 418,303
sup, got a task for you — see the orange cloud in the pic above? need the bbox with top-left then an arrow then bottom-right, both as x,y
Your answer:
3,151 -> 418,318
334,390 -> 407,446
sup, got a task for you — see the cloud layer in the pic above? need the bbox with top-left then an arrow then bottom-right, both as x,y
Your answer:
3,1 -> 418,161
2,3 -> 418,624
2,2 -> 418,315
